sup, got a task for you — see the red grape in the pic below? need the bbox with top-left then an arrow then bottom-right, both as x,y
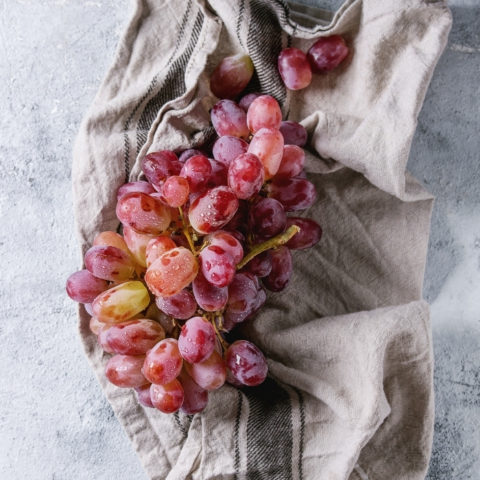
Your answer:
105,354 -> 147,388
188,186 -> 239,234
279,120 -> 308,147
155,289 -> 197,319
206,158 -> 228,188
225,273 -> 259,323
141,150 -> 182,188
212,136 -> 248,167
263,246 -> 292,292
206,230 -> 244,264
238,92 -> 261,111
210,53 -> 254,99
211,100 -> 249,139
248,197 -> 286,238
192,271 -> 228,312
267,177 -> 317,211
178,369 -> 208,414
242,250 -> 272,278
84,245 -> 135,282
145,235 -> 177,267
161,175 -> 189,207
180,155 -> 212,193
150,380 -> 184,413
178,316 -> 216,364
199,244 -> 236,288
117,181 -> 156,201
307,35 -> 349,73
66,269 -> 108,304
135,384 -> 154,408
247,127 -> 284,180
276,145 -> 305,178
278,48 -> 312,90
228,153 -> 265,200
285,217 -> 322,250
225,340 -> 268,387
185,350 -> 226,391
246,95 -> 282,133
142,338 -> 183,385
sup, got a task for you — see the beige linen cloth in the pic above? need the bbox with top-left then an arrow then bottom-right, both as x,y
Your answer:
72,1 -> 452,478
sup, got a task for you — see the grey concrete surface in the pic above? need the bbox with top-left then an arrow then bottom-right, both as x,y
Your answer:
0,1 -> 478,479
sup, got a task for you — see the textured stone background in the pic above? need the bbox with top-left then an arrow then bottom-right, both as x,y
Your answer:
0,1 -> 478,479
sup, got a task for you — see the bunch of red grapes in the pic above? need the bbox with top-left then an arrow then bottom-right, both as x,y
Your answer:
66,45 -> 342,415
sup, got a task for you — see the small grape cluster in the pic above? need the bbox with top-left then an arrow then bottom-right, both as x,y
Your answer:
67,55 -> 324,415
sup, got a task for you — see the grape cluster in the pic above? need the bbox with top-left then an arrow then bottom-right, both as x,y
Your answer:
278,35 -> 349,90
67,55 -> 324,415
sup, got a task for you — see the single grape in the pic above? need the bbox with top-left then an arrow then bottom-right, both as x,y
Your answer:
89,315 -> 107,335
117,181 -> 156,201
66,269 -> 108,304
135,383 -> 154,408
263,246 -> 292,292
185,350 -> 226,391
248,197 -> 287,238
84,302 -> 94,316
307,35 -> 349,73
142,338 -> 183,385
199,245 -> 236,288
161,175 -> 189,207
210,53 -> 254,99
180,155 -> 212,193
278,48 -> 312,90
116,192 -> 171,235
212,136 -> 248,167
249,286 -> 267,316
267,177 -> 317,212
155,289 -> 197,319
279,120 -> 308,147
98,319 -> 165,355
84,245 -> 135,282
228,153 -> 265,200
238,92 -> 261,112
145,247 -> 199,297
178,369 -> 208,414
192,271 -> 228,312
276,145 -> 305,178
285,217 -> 322,250
105,354 -> 147,388
141,150 -> 182,188
178,149 -> 204,163
93,231 -> 130,255
150,380 -> 184,413
92,281 -> 150,323
211,100 -> 249,139
178,316 -> 216,364
206,230 -> 244,264
145,302 -> 174,335
242,250 -> 272,277
206,158 -> 228,188
247,127 -> 284,180
246,95 -> 282,133
225,273 -> 259,322
188,186 -> 239,234
225,340 -> 268,386
123,226 -> 156,268
145,235 -> 177,267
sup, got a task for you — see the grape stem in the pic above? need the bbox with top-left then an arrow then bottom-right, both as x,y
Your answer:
178,206 -> 196,254
236,224 -> 300,270
210,314 -> 229,351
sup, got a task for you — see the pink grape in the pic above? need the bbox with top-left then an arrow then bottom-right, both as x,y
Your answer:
267,177 -> 317,212
98,319 -> 165,355
84,303 -> 94,316
188,186 -> 239,234
89,316 -> 105,335
92,281 -> 150,324
161,175 -> 189,207
210,53 -> 254,99
192,271 -> 228,312
199,245 -> 236,288
155,289 -> 197,320
180,155 -> 212,193
211,100 -> 249,139
135,384 -> 154,408
228,153 -> 265,200
116,192 -> 171,235
263,246 -> 292,292
206,158 -> 228,188
117,181 -> 156,201
145,235 -> 177,267
279,120 -> 308,147
66,269 -> 108,304
248,127 -> 284,180
93,231 -> 130,254
145,247 -> 199,297
150,380 -> 184,413
142,338 -> 183,385
84,245 -> 135,282
178,149 -> 204,163
212,136 -> 248,167
123,226 -> 156,268
185,350 -> 226,391
243,250 -> 272,277
141,150 -> 182,188
178,316 -> 216,364
307,35 -> 349,73
179,369 -> 208,414
285,217 -> 322,250
246,95 -> 282,133
248,198 -> 286,238
278,48 -> 312,90
105,354 -> 147,388
206,230 -> 244,264
225,340 -> 268,386
276,145 -> 305,178
239,92 -> 261,111
225,273 -> 259,323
